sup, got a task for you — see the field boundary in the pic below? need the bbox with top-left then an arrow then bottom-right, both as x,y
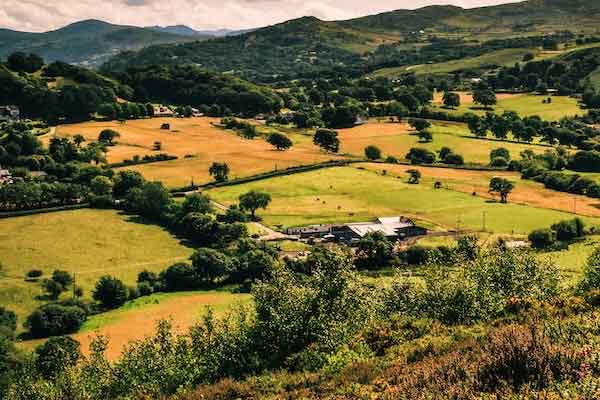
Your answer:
171,159 -> 362,194
0,203 -> 90,219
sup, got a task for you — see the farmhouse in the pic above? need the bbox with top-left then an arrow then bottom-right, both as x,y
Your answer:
0,105 -> 20,123
153,105 -> 175,117
0,166 -> 13,185
331,216 -> 427,243
287,216 -> 427,243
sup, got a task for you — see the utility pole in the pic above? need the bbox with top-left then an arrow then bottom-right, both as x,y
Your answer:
482,211 -> 487,233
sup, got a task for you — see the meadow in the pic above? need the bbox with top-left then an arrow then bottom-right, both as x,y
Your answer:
0,209 -> 194,324
337,120 -> 551,164
431,92 -> 585,121
55,117 -> 343,187
208,165 -> 600,234
371,48 -> 538,78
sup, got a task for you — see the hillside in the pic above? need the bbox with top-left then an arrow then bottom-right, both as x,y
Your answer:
147,25 -> 254,37
101,0 -> 600,82
0,20 -> 199,67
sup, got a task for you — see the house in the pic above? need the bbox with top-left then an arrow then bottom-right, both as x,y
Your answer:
0,105 -> 20,123
153,105 -> 175,117
0,166 -> 13,185
288,216 -> 427,244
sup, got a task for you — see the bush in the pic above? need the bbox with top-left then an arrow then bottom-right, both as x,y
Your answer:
26,269 -> 43,279
26,304 -> 87,338
528,229 -> 556,249
490,157 -> 509,167
551,218 -> 585,241
0,307 -> 17,334
406,148 -> 436,164
93,275 -> 129,309
160,263 -> 197,291
138,282 -> 154,296
579,247 -> 600,293
443,153 -> 464,165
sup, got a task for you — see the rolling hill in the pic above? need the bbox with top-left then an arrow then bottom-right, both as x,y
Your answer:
0,20 -> 199,67
100,0 -> 600,82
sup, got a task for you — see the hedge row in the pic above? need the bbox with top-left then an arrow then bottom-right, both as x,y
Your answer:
0,203 -> 90,219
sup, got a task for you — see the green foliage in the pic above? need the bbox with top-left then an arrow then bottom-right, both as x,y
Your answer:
93,275 -> 129,310
313,129 -> 340,153
26,304 -> 87,338
528,228 -> 556,249
364,145 -> 382,160
267,133 -> 293,151
190,248 -> 232,284
209,162 -> 230,183
489,177 -> 514,203
355,232 -> 394,270
239,190 -> 272,219
406,147 -> 436,164
35,336 -> 81,379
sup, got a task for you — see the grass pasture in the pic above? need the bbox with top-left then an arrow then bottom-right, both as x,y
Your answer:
0,209 -> 194,324
337,120 -> 550,164
208,165 -> 600,234
55,117 -> 343,187
431,93 -> 584,121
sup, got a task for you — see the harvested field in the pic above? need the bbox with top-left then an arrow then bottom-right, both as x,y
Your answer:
56,118 -> 343,187
74,290 -> 251,360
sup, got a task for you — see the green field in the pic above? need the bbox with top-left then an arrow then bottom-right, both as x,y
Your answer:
432,94 -> 584,121
371,48 -> 537,78
339,120 -> 552,165
208,166 -> 600,234
0,209 -> 194,324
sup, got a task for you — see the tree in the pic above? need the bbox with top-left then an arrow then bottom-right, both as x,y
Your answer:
489,177 -> 514,203
190,248 -> 232,284
467,115 -> 488,137
42,279 -> 64,300
7,52 -> 44,73
267,133 -> 293,151
98,129 -> 120,145
473,89 -> 497,109
0,308 -> 17,335
209,162 -> 230,183
407,169 -> 421,184
51,270 -> 73,289
181,193 -> 213,215
26,305 -> 87,338
125,181 -> 172,219
364,145 -> 382,160
528,229 -> 556,249
406,148 -> 436,164
72,134 -> 86,147
408,118 -> 431,132
442,92 -> 461,109
313,129 -> 340,153
93,275 -> 129,309
35,336 -> 81,379
355,232 -> 393,270
113,170 -> 145,197
490,148 -> 510,163
418,130 -> 433,142
90,176 -> 113,196
239,190 -> 272,219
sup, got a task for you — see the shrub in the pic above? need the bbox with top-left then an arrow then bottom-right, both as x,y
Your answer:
551,218 -> 585,241
93,275 -> 129,309
443,153 -> 464,165
579,247 -> 600,293
490,157 -> 509,167
26,304 -> 87,338
0,307 -> 17,335
406,148 -> 436,164
528,229 -> 556,249
160,263 -> 197,291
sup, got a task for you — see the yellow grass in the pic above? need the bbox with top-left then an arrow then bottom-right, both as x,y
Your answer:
55,118 -> 342,187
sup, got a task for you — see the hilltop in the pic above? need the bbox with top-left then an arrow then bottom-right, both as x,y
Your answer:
101,0 -> 600,82
0,20 -> 199,67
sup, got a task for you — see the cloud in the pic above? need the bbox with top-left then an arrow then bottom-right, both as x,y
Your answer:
0,0 -> 520,32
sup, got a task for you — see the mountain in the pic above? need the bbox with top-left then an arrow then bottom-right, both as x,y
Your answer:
101,0 -> 600,82
147,25 -> 254,37
0,20 -> 200,67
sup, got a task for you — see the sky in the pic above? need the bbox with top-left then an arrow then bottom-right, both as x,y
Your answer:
0,0 -> 520,33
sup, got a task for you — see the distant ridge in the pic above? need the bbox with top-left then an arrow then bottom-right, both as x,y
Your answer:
147,25 -> 255,37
